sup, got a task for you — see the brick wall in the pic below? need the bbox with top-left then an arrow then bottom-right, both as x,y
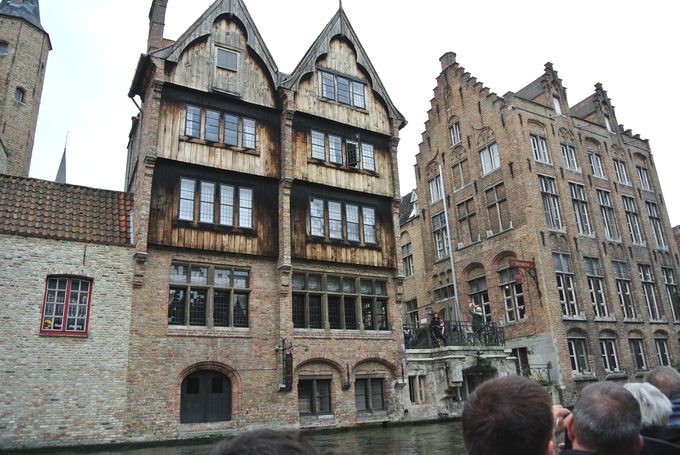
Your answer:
0,16 -> 49,177
0,235 -> 134,450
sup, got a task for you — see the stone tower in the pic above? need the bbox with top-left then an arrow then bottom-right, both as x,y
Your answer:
0,0 -> 50,177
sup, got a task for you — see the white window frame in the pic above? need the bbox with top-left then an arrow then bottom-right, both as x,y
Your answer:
613,159 -> 631,185
530,134 -> 551,164
554,252 -> 578,317
637,166 -> 652,191
570,183 -> 593,236
655,337 -> 671,366
561,143 -> 579,172
639,264 -> 663,321
585,257 -> 608,318
499,268 -> 525,323
480,142 -> 500,175
629,338 -> 647,371
450,122 -> 461,146
599,337 -> 620,373
662,267 -> 679,321
428,176 -> 443,204
622,196 -> 644,245
598,189 -> 620,241
432,212 -> 449,260
613,261 -> 637,319
402,243 -> 414,277
568,337 -> 589,373
646,201 -> 667,249
588,152 -> 606,179
539,175 -> 563,231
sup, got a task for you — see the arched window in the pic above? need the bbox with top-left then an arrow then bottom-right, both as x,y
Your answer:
15,87 -> 26,103
598,331 -> 620,373
628,331 -> 647,371
180,370 -> 232,423
567,329 -> 589,373
653,331 -> 671,367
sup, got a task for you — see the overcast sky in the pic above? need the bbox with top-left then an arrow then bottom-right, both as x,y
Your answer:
30,0 -> 680,226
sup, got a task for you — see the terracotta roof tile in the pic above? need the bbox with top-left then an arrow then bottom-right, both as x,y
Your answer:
0,175 -> 133,246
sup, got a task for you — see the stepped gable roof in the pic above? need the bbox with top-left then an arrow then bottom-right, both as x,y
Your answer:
399,190 -> 419,226
282,6 -> 406,129
0,0 -> 43,31
570,92 -> 598,119
0,175 -> 133,246
151,0 -> 278,84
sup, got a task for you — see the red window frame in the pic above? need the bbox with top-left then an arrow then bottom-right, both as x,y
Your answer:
40,275 -> 93,337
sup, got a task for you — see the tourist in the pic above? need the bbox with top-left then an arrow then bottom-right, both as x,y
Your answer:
463,375 -> 566,455
209,429 -> 319,454
429,312 -> 445,347
624,382 -> 680,450
645,366 -> 680,426
562,381 -> 643,455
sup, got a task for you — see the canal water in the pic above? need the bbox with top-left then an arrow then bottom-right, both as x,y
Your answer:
37,420 -> 466,455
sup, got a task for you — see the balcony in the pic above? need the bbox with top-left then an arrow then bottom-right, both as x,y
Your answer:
403,321 -> 505,349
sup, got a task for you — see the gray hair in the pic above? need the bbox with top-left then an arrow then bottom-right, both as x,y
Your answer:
573,382 -> 641,455
624,382 -> 672,427
644,366 -> 680,400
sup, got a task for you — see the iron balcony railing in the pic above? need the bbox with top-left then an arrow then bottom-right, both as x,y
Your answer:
403,320 -> 505,349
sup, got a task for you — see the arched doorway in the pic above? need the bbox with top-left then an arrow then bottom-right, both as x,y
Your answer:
180,370 -> 232,423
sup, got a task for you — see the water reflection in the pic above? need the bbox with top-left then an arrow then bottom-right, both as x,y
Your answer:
33,420 -> 466,455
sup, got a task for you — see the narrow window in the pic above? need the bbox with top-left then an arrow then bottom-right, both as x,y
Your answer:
629,337 -> 647,371
585,257 -> 608,318
613,261 -> 637,319
622,196 -> 644,245
432,212 -> 449,260
311,130 -> 326,160
637,166 -> 652,191
205,110 -> 221,142
646,202 -> 666,249
14,87 -> 26,103
402,243 -> 414,277
567,337 -> 589,372
539,176 -> 563,231
223,114 -> 239,146
238,188 -> 253,229
337,76 -> 351,105
554,252 -> 578,317
480,142 -> 500,175
530,134 -> 550,164
242,118 -> 256,149
361,143 -> 375,172
346,204 -> 360,241
452,159 -> 470,190
599,337 -> 620,372
352,80 -> 366,108
310,199 -> 325,237
0,41 -> 8,55
639,264 -> 663,321
588,152 -> 606,179
321,71 -> 336,100
219,185 -> 234,226
450,123 -> 461,146
199,182 -> 215,223
216,47 -> 238,71
428,176 -> 442,204
363,207 -> 376,244
499,268 -> 525,322
328,201 -> 343,240
457,198 -> 478,244
179,178 -> 196,221
329,135 -> 343,164
346,141 -> 359,167
560,144 -> 579,172
355,378 -> 384,412
553,96 -> 562,115
570,183 -> 592,236
614,159 -> 630,185
662,268 -> 679,321
597,190 -> 619,241
655,336 -> 670,366
469,276 -> 491,323
185,106 -> 201,138
485,183 -> 509,234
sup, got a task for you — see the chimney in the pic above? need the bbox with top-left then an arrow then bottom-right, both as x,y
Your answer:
147,0 -> 168,53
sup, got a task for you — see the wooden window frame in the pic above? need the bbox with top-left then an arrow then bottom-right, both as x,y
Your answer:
177,177 -> 253,231
216,46 -> 238,72
40,276 -> 93,337
308,197 -> 378,246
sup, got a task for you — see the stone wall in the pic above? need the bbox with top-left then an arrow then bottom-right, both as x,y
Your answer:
0,235 -> 134,450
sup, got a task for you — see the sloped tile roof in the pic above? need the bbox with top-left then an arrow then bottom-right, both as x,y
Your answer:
0,175 -> 133,246
514,74 -> 546,102
399,190 -> 419,226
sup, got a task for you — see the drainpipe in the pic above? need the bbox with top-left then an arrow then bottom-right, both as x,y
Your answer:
438,163 -> 461,322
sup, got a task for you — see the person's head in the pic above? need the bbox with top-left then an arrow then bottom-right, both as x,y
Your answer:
567,382 -> 642,455
644,366 -> 680,400
209,429 -> 319,455
431,312 -> 439,320
463,375 -> 554,455
624,382 -> 672,428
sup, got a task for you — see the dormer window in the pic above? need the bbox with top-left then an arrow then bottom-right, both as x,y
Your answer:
216,47 -> 238,72
320,70 -> 366,109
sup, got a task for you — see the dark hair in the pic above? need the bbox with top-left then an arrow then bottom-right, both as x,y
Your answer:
572,382 -> 641,455
645,366 -> 680,400
209,429 -> 319,455
462,375 -> 553,455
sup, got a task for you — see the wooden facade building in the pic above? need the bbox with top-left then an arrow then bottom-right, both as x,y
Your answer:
125,0 -> 407,436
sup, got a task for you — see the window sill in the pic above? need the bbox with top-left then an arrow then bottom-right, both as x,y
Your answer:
168,326 -> 251,338
294,329 -> 393,338
563,168 -> 581,174
499,318 -> 527,327
605,237 -> 622,243
578,233 -> 596,239
180,136 -> 259,156
39,330 -> 88,338
593,315 -> 616,322
357,410 -> 388,421
453,182 -> 473,193
649,318 -> 669,324
572,372 -> 597,382
605,372 -> 627,380
547,228 -> 567,234
623,317 -> 643,323
534,160 -> 553,166
591,175 -> 608,181
173,220 -> 258,237
319,96 -> 368,114
307,158 -> 378,177
481,168 -> 501,178
300,414 -> 336,428
307,235 -> 381,250
618,182 -> 633,187
562,314 -> 587,321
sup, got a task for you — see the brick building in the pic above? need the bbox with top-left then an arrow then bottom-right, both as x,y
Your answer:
405,52 -> 680,403
0,0 -> 50,177
0,176 -> 134,448
674,225 -> 680,253
123,0 -> 407,440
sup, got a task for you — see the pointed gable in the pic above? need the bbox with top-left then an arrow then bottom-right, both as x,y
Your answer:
152,0 -> 278,86
282,7 -> 405,129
